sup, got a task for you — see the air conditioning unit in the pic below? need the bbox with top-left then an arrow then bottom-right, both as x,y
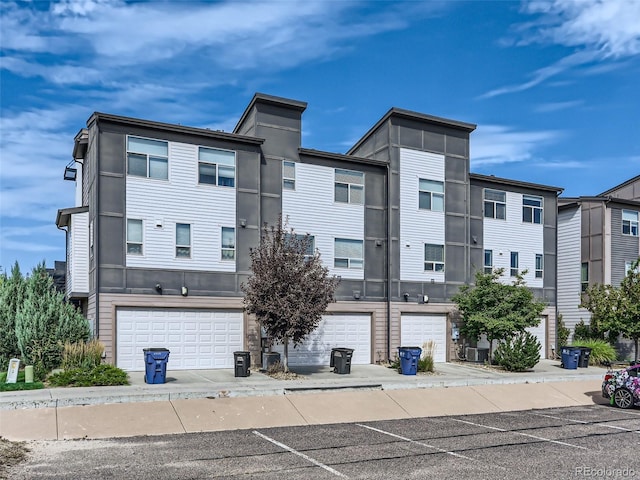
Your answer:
466,347 -> 490,363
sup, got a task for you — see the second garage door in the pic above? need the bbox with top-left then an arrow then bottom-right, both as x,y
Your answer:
273,314 -> 371,366
400,314 -> 447,363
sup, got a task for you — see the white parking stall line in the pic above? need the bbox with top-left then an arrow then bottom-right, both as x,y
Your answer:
356,424 -> 474,461
252,430 -> 349,478
529,412 -> 588,424
530,412 -> 640,434
451,418 -> 587,450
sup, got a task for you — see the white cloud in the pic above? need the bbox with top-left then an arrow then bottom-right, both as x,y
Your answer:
534,100 -> 583,113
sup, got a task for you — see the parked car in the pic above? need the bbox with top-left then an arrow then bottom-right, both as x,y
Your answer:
602,363 -> 640,409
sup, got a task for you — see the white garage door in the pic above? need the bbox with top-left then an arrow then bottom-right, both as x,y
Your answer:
400,314 -> 447,363
526,318 -> 547,359
116,308 -> 243,371
273,314 -> 371,366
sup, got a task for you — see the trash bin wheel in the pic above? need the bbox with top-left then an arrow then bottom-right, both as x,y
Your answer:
614,387 -> 634,409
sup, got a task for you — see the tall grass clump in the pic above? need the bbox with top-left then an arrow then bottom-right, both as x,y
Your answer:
418,340 -> 436,373
61,340 -> 104,370
572,339 -> 617,365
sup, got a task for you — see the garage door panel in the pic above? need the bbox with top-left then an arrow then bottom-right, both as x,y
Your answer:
401,315 -> 447,363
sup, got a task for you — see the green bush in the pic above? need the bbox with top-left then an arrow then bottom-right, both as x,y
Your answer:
48,364 -> 129,387
573,319 -> 591,341
0,263 -> 25,371
494,331 -> 541,372
556,314 -> 570,351
572,339 -> 617,365
61,340 -> 104,370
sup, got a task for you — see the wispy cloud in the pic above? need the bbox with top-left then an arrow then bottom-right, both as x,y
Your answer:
534,100 -> 583,113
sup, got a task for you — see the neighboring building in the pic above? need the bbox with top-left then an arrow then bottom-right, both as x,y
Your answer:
558,175 -> 640,347
57,93 -> 561,371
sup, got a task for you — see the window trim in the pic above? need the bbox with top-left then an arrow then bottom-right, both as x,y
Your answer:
484,249 -> 493,274
483,188 -> 506,220
198,146 -> 236,188
622,210 -> 639,237
510,251 -> 519,277
522,194 -> 543,224
283,160 -> 296,191
334,238 -> 364,269
221,227 -> 235,261
418,178 -> 445,212
176,223 -> 191,258
126,135 -> 169,180
581,262 -> 589,292
424,243 -> 445,272
334,168 -> 364,205
535,253 -> 543,279
126,218 -> 143,255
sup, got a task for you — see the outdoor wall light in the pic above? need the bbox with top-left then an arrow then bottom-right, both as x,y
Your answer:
63,166 -> 77,181
239,218 -> 247,228
353,290 -> 360,300
155,283 -> 162,294
181,286 -> 188,296
403,292 -> 409,301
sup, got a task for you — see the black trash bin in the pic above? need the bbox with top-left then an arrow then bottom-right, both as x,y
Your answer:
578,347 -> 592,368
234,351 -> 251,377
143,348 -> 170,384
330,348 -> 354,374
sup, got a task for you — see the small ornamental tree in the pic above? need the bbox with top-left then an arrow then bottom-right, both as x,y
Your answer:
452,269 -> 546,364
242,217 -> 339,372
617,259 -> 640,360
0,262 -> 26,370
579,283 -> 618,341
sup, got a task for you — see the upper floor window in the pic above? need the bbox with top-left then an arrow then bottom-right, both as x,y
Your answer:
510,251 -> 519,277
221,227 -> 235,261
176,223 -> 191,258
484,189 -> 506,220
335,169 -> 364,204
581,262 -> 589,292
283,161 -> 295,190
419,179 -> 444,212
535,254 -> 544,279
334,238 -> 363,269
523,195 -> 543,224
127,136 -> 168,180
622,210 -> 639,236
484,249 -> 493,274
126,219 -> 143,255
424,244 -> 445,272
286,233 -> 315,261
198,147 -> 235,187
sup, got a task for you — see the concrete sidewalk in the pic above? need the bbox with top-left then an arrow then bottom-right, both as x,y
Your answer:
0,360 -> 609,441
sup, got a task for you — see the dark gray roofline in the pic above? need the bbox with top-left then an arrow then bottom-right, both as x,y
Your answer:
598,174 -> 640,196
56,206 -> 89,228
469,173 -> 564,193
73,128 -> 89,160
559,195 -> 640,208
88,112 -> 264,146
348,107 -> 476,155
234,92 -> 308,134
299,148 -> 388,167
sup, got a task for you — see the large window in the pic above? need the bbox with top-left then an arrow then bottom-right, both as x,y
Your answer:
622,210 -> 639,236
176,223 -> 191,258
523,195 -> 543,224
484,249 -> 493,274
127,136 -> 168,179
334,238 -> 363,269
419,179 -> 444,211
221,227 -> 235,261
198,147 -> 235,187
484,189 -> 506,219
510,251 -> 519,277
126,219 -> 143,255
424,244 -> 445,272
335,169 -> 364,204
283,161 -> 295,190
581,262 -> 589,292
535,254 -> 544,279
286,234 -> 315,260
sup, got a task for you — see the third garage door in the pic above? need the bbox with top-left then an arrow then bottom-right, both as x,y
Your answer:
400,314 -> 447,363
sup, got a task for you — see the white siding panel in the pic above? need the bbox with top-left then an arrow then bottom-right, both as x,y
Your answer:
484,191 -> 544,287
399,148 -> 445,282
126,141 -> 236,272
69,212 -> 89,294
400,314 -> 447,363
283,163 -> 364,280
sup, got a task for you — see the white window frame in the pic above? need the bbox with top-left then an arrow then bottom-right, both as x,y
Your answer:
484,249 -> 493,274
176,223 -> 191,258
334,169 -> 364,204
523,195 -> 543,224
221,227 -> 235,261
622,210 -> 639,237
484,189 -> 506,220
418,179 -> 444,212
535,253 -> 543,279
334,238 -> 363,269
424,243 -> 445,272
510,251 -> 519,277
286,233 -> 315,261
198,146 -> 236,188
126,136 -> 168,180
581,262 -> 589,292
283,160 -> 295,190
126,219 -> 143,255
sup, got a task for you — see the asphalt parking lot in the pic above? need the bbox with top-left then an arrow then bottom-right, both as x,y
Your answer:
9,405 -> 640,479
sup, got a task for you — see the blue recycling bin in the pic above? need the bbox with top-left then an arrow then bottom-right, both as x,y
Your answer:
143,348 -> 170,384
561,346 -> 580,370
398,346 -> 422,375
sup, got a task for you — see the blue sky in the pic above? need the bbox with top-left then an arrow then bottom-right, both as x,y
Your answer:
1,0 -> 639,273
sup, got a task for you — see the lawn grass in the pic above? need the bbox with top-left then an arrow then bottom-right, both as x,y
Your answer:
0,371 -> 45,392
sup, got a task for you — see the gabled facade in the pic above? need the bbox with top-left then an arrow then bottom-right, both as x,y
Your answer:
57,93 -> 561,371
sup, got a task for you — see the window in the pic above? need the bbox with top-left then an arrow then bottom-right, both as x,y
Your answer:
283,161 -> 295,190
286,234 -> 315,260
126,219 -> 143,255
176,223 -> 191,258
484,250 -> 493,274
89,220 -> 94,258
625,260 -> 640,275
221,227 -> 235,261
484,189 -> 506,219
198,147 -> 235,187
334,238 -> 363,269
622,210 -> 639,236
419,179 -> 444,211
127,136 -> 168,179
335,169 -> 364,204
510,251 -> 519,277
424,244 -> 445,272
535,254 -> 543,279
523,195 -> 543,224
581,262 -> 589,292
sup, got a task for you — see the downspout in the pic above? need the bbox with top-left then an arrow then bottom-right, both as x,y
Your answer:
386,162 -> 392,362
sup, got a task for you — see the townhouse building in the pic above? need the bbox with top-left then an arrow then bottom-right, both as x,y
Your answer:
57,93 -> 560,371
